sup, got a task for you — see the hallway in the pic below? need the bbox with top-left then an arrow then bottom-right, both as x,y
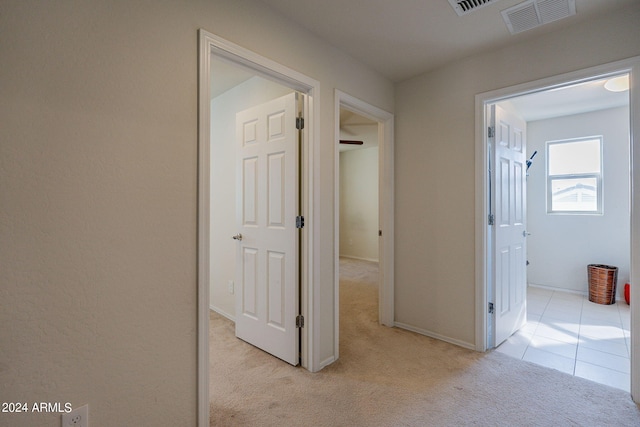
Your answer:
208,259 -> 638,425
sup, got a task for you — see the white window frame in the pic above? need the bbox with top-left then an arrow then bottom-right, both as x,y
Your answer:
546,136 -> 603,215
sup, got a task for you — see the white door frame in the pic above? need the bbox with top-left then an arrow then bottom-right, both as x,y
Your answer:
334,90 -> 395,359
198,29 -> 320,426
474,56 -> 640,403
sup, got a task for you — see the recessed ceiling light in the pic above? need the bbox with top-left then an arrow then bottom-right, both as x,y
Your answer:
604,75 -> 629,92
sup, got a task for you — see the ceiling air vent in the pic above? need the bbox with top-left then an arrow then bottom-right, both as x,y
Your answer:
501,0 -> 576,34
447,0 -> 501,16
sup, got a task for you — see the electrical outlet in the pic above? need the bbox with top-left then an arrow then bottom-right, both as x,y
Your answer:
61,404 -> 88,427
228,280 -> 234,294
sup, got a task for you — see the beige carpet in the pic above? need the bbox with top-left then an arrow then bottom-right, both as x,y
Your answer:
210,257 -> 640,426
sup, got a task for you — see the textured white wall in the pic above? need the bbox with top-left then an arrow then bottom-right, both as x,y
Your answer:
394,4 -> 640,347
339,147 -> 379,261
210,77 -> 292,319
526,107 -> 630,295
0,0 -> 393,425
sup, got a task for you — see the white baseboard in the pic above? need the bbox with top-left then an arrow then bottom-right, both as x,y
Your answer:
527,283 -> 587,296
318,355 -> 336,371
339,255 -> 379,263
528,283 -> 626,301
394,322 -> 475,351
210,305 -> 235,322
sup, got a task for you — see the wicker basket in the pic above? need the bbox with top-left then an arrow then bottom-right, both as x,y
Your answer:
588,264 -> 618,305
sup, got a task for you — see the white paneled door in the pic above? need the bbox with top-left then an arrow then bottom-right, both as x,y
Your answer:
493,104 -> 528,347
234,92 -> 300,365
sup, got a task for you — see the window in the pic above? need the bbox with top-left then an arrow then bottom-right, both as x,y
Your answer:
546,137 -> 602,214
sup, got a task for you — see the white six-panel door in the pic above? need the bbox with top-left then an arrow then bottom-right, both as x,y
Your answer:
493,104 -> 528,346
234,92 -> 299,365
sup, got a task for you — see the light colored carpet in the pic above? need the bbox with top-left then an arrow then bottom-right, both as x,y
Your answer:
210,258 -> 640,426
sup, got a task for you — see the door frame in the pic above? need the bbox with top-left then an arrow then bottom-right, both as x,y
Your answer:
198,29 -> 320,426
334,90 -> 395,359
474,56 -> 640,402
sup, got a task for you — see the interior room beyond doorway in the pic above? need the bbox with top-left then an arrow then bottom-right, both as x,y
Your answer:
338,107 -> 381,333
492,74 -> 631,391
208,56 -> 295,322
497,287 -> 631,391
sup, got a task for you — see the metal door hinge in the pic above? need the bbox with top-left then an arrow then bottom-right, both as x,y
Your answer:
296,215 -> 305,229
488,302 -> 495,314
296,117 -> 304,130
488,214 -> 495,225
488,126 -> 495,138
296,315 -> 304,328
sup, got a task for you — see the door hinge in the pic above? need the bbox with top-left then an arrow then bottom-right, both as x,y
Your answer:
488,302 -> 495,314
296,215 -> 305,229
296,315 -> 304,328
488,214 -> 495,225
296,117 -> 304,130
488,126 -> 495,138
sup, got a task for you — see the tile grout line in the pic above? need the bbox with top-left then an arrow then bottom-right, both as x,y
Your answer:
522,289 -> 554,361
501,287 -> 631,391
572,294 -> 586,376
618,301 -> 632,358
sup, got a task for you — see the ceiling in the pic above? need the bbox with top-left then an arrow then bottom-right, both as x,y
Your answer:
210,56 -> 254,99
499,74 -> 629,121
258,0 -> 636,82
340,109 -> 378,152
211,1 -> 631,124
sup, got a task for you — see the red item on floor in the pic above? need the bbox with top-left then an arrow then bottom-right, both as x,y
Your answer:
624,283 -> 630,305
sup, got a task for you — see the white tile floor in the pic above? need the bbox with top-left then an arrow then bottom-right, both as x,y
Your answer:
496,286 -> 631,392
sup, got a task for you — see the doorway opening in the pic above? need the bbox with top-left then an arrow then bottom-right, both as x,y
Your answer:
490,74 -> 631,391
334,91 -> 395,360
198,30 -> 320,426
208,57 -> 296,323
475,58 -> 639,403
338,107 -> 381,356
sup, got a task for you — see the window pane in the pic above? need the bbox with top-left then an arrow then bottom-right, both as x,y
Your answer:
548,139 -> 601,175
550,177 -> 598,212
